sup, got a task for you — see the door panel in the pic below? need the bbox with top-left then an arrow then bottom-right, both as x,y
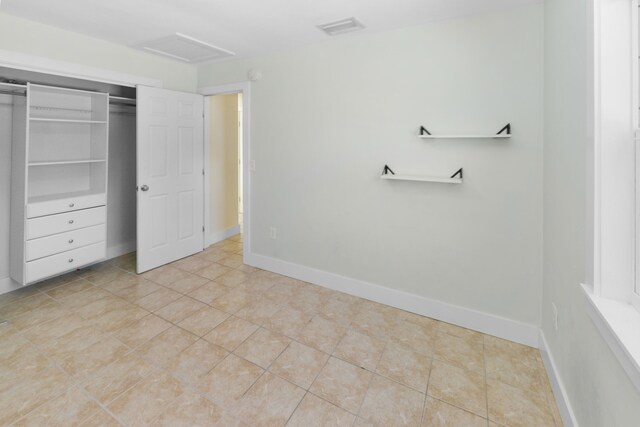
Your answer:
137,86 -> 204,273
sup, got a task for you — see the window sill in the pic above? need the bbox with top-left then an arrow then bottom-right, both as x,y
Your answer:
582,284 -> 640,392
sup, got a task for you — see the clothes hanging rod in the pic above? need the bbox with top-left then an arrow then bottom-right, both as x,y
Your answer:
0,89 -> 26,97
0,78 -> 135,102
0,81 -> 27,96
109,97 -> 137,106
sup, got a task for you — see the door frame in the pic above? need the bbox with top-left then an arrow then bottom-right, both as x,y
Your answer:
199,82 -> 252,259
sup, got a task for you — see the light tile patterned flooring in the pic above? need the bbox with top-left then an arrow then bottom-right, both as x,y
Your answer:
0,235 -> 563,426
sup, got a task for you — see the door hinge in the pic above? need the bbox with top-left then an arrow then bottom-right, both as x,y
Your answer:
202,226 -> 205,232
202,169 -> 205,176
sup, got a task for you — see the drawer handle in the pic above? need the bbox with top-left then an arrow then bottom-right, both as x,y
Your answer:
69,203 -> 75,208
68,258 -> 74,263
68,220 -> 74,224
68,239 -> 74,244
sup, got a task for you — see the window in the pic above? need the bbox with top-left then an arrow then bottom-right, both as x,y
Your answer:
634,2 -> 640,312
584,0 -> 640,393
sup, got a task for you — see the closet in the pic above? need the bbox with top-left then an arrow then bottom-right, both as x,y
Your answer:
1,66 -> 206,290
0,68 -> 137,286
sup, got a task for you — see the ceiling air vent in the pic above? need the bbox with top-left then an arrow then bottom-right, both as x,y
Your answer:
134,33 -> 235,63
317,17 -> 365,36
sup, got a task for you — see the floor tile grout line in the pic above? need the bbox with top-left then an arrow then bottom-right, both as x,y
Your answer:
352,332 -> 389,423
419,346 -> 436,427
3,237 -> 552,426
8,322 -> 92,425
282,390 -> 309,426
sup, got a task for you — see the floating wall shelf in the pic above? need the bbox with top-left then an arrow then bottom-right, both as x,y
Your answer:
380,165 -> 463,184
419,123 -> 511,139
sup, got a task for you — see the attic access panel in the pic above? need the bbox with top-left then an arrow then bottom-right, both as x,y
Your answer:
134,33 -> 235,63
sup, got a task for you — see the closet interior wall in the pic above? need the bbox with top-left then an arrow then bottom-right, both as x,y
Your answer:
0,67 -> 137,286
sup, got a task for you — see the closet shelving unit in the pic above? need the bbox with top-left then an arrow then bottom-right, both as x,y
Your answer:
380,165 -> 463,184
10,83 -> 109,285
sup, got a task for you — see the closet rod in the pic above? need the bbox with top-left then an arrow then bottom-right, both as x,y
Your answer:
1,78 -> 135,102
109,96 -> 136,106
0,89 -> 26,97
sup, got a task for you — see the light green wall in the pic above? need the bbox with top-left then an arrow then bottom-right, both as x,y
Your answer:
199,5 -> 544,327
543,0 -> 640,425
0,12 -> 197,91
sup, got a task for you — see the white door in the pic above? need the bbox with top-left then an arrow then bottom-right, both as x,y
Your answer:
136,86 -> 204,273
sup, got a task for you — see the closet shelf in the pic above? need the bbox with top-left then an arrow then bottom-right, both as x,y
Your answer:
29,159 -> 107,166
28,190 -> 106,205
31,106 -> 93,113
419,123 -> 511,139
380,165 -> 463,184
29,118 -> 107,124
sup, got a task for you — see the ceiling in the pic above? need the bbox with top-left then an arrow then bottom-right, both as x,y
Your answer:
0,0 -> 537,64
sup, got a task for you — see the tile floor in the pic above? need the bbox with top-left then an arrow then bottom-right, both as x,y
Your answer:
0,235 -> 563,426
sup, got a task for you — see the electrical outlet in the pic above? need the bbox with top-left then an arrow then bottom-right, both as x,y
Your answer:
552,303 -> 558,331
269,227 -> 277,240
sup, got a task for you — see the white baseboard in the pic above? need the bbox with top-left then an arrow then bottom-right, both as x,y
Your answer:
0,276 -> 24,297
539,330 -> 579,427
207,225 -> 241,247
246,252 -> 539,347
106,241 -> 136,260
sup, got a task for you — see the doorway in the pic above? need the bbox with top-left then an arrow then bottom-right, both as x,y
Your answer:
204,89 -> 246,250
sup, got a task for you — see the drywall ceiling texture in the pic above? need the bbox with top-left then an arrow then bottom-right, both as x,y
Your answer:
543,0 -> 640,426
0,0 -> 539,61
0,12 -> 197,91
199,4 -> 544,327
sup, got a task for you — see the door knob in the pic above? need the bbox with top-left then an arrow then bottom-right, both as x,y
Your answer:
141,185 -> 149,192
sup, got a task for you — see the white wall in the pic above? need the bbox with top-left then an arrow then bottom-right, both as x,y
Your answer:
543,0 -> 640,425
208,94 -> 240,238
0,12 -> 197,92
199,5 -> 544,327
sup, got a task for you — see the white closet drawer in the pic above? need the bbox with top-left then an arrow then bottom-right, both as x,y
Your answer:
25,242 -> 105,284
27,193 -> 106,218
26,206 -> 106,240
26,224 -> 106,261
